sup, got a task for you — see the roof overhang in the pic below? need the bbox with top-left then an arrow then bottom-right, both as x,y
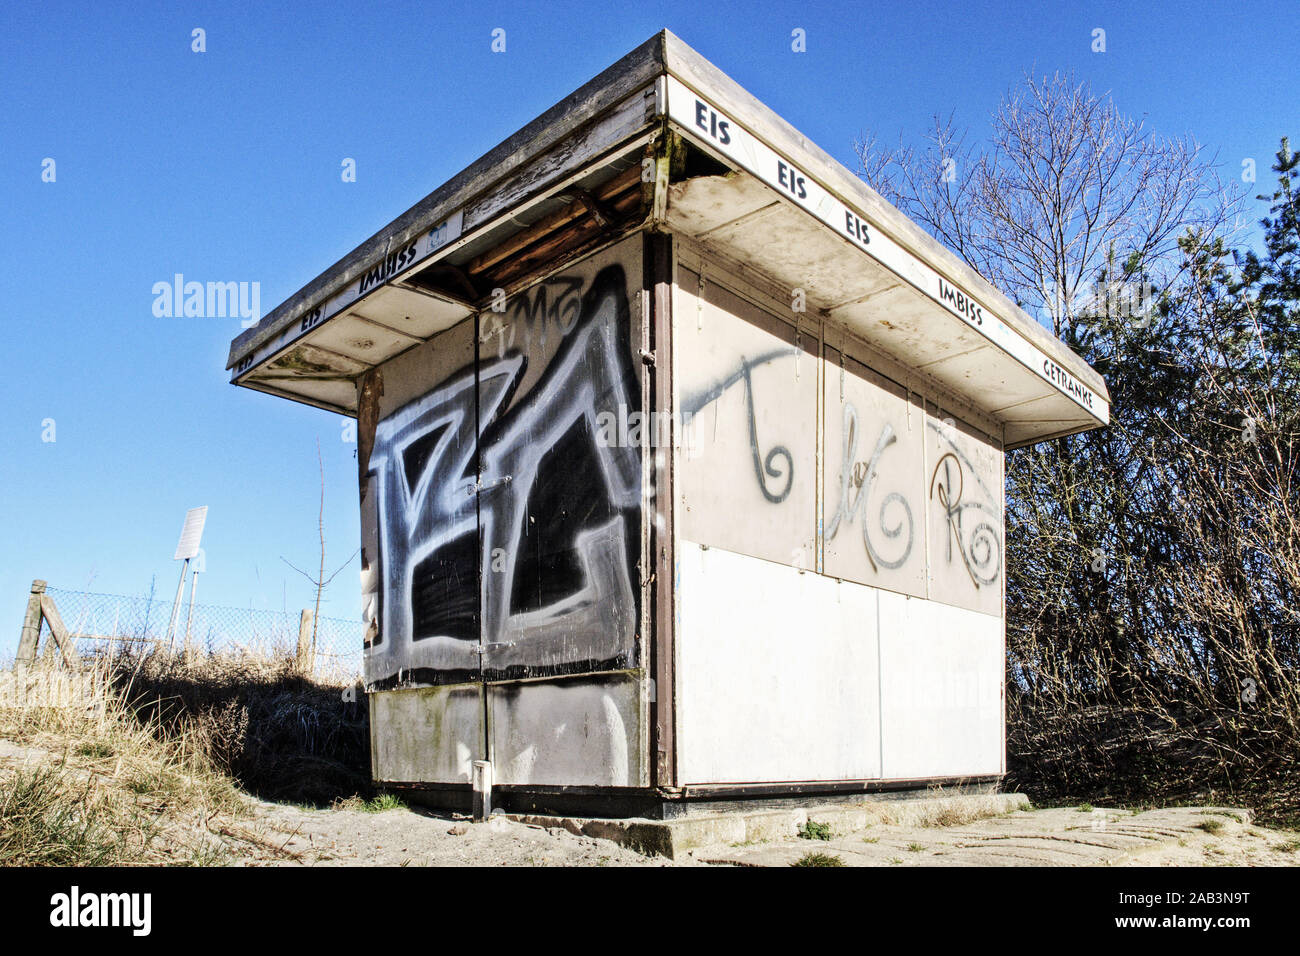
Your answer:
227,30 -> 1108,448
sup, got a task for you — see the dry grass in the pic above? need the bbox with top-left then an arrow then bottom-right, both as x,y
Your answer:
0,660 -> 244,865
109,648 -> 369,805
0,648 -> 370,865
848,790 -> 1028,829
925,803 -> 999,829
332,792 -> 405,813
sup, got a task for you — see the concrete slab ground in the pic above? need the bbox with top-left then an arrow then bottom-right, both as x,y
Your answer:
509,797 -> 1300,866
700,805 -> 1300,867
507,791 -> 1031,859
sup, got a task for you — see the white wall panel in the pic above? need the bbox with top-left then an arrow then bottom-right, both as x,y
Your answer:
677,542 -> 881,784
878,590 -> 1003,779
674,269 -> 818,571
823,346 -> 927,598
924,407 -> 1004,617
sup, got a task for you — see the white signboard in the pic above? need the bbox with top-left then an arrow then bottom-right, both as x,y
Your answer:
173,506 -> 208,561
665,75 -> 1108,423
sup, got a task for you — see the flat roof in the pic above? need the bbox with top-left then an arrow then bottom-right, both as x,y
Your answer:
228,29 -> 1108,447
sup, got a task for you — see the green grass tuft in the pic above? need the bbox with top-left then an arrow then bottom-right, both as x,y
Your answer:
0,765 -> 142,865
361,793 -> 405,813
797,820 -> 833,841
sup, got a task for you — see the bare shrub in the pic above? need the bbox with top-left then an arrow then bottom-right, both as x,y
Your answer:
861,70 -> 1299,823
110,648 -> 370,805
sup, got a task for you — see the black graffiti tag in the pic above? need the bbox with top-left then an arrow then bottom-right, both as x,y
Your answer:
928,440 -> 1001,589
680,348 -> 797,504
366,265 -> 641,687
826,402 -> 914,573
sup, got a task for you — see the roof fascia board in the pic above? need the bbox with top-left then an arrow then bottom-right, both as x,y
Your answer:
227,30 -> 672,370
658,31 -> 1109,406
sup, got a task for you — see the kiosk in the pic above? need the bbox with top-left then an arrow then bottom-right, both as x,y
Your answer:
227,30 -> 1109,817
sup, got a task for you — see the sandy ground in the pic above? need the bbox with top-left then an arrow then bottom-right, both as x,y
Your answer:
241,800 -> 694,867
3,733 -> 1297,866
234,799 -> 1300,867
0,735 -> 685,866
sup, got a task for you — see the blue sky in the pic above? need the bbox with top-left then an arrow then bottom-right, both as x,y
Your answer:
1,0 -> 1295,657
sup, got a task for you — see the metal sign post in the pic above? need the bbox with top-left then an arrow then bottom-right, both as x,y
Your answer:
183,559 -> 202,655
166,507 -> 207,650
166,557 -> 189,651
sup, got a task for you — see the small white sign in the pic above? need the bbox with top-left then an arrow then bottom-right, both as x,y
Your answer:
427,209 -> 464,256
173,506 -> 208,561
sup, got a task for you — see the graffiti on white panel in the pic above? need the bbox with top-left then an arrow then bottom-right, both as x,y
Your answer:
826,402 -> 915,572
367,265 -> 640,686
680,348 -> 799,503
928,421 -> 1002,588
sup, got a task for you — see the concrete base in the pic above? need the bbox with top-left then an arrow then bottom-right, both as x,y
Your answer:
505,790 -> 1030,858
387,776 -> 1003,821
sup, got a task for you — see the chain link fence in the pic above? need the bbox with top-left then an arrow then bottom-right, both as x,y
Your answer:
33,586 -> 364,680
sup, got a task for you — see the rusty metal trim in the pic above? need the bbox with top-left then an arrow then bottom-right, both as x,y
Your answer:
644,230 -> 676,789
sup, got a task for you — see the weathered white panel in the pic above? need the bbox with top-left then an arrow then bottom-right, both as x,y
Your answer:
921,343 -> 1051,412
304,312 -> 419,366
823,347 -> 927,597
665,173 -> 777,238
355,285 -> 468,340
243,374 -> 359,412
490,674 -> 643,787
833,286 -> 987,370
1003,394 -> 1100,448
925,407 -> 1004,617
675,270 -> 818,570
371,685 -> 480,783
878,590 -> 1003,779
677,542 -> 881,784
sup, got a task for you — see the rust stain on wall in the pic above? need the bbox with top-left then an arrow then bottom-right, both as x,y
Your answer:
357,368 -> 384,503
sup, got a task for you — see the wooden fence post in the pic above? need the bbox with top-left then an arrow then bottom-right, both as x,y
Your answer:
296,609 -> 315,674
16,580 -> 46,663
38,593 -> 80,667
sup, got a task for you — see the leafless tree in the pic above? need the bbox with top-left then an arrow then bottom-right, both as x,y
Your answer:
282,438 -> 358,661
857,74 -> 1300,821
856,72 -> 1237,336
